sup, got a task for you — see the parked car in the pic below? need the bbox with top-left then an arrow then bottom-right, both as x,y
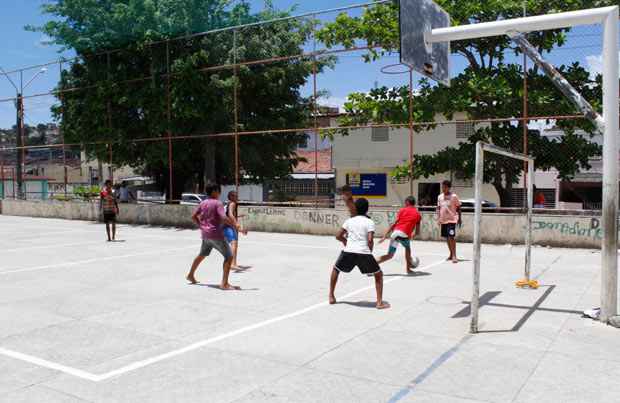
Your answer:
137,191 -> 166,204
459,199 -> 497,209
180,193 -> 207,205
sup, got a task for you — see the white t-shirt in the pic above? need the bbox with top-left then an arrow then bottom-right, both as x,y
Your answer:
342,215 -> 375,254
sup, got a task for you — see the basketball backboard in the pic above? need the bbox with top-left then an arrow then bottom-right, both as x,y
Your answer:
399,0 -> 451,86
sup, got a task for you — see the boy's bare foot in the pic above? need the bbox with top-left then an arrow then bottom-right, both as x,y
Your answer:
376,301 -> 391,310
329,295 -> 337,305
186,275 -> 198,284
452,258 -> 458,264
220,283 -> 241,290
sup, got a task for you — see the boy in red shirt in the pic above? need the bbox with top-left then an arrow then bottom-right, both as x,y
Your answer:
377,196 -> 421,274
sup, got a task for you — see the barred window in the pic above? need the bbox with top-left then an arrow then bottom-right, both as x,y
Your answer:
371,127 -> 389,142
456,122 -> 475,139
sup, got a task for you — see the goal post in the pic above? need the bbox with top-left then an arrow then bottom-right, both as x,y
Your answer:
471,142 -> 534,334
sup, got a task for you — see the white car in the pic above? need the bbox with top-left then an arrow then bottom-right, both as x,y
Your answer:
137,191 -> 166,204
180,193 -> 207,205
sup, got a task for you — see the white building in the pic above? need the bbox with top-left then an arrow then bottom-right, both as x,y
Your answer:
333,113 -> 502,207
333,115 -> 609,210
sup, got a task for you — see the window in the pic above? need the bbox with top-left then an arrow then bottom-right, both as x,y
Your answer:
300,133 -> 310,148
456,122 -> 475,139
371,127 -> 389,142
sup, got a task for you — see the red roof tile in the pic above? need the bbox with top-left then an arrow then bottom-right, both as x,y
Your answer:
294,149 -> 333,174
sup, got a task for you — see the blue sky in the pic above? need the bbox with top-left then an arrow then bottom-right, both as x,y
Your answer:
0,0 -> 608,129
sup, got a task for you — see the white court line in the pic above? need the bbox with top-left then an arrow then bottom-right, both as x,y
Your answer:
2,241 -> 103,253
0,245 -> 196,275
244,241 -> 449,258
0,347 -> 101,382
1,229 -> 102,243
0,259 -> 446,381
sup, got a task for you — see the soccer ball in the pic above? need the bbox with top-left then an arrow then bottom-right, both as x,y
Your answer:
411,256 -> 420,269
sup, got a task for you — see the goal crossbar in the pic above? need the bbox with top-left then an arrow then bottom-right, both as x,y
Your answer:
471,142 -> 535,333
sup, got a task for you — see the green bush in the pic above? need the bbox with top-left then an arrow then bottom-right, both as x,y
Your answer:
74,185 -> 101,201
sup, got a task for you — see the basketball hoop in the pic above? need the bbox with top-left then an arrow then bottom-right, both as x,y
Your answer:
380,63 -> 413,76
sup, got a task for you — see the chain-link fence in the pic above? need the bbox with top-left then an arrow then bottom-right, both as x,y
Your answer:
0,1 -> 612,212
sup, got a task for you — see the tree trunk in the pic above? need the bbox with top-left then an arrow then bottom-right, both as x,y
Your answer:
493,182 -> 511,208
203,140 -> 216,190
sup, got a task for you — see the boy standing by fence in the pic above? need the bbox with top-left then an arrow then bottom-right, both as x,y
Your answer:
329,198 -> 390,310
100,180 -> 119,242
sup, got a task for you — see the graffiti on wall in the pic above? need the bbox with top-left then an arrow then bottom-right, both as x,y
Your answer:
532,217 -> 603,240
247,207 -> 286,217
294,210 -> 341,227
420,214 -> 440,239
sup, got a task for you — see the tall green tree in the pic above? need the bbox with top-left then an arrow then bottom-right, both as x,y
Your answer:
32,0 -> 326,198
318,0 -> 611,206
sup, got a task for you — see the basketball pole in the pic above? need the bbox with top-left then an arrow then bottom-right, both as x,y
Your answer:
428,6 -> 619,324
408,68 -> 414,197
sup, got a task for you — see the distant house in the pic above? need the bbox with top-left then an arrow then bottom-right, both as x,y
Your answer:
0,169 -> 49,200
266,108 -> 337,205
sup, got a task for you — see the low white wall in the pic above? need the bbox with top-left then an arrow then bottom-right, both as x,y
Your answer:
0,200 -> 605,249
0,199 -> 195,228
240,206 -> 604,249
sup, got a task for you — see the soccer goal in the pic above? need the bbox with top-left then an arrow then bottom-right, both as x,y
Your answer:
470,142 -> 535,333
400,0 -> 619,329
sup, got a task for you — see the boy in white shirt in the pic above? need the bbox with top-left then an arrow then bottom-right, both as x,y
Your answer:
329,198 -> 390,310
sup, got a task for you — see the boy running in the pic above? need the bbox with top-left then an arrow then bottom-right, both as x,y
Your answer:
329,198 -> 390,310
100,180 -> 119,242
186,184 -> 242,290
377,196 -> 421,274
223,191 -> 248,270
437,180 -> 461,264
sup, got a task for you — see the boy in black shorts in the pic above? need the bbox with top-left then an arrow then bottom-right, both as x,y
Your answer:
329,198 -> 390,310
100,180 -> 119,242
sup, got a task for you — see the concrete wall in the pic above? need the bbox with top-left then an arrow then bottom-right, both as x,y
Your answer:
240,205 -> 603,249
0,200 -> 606,249
0,199 -> 195,228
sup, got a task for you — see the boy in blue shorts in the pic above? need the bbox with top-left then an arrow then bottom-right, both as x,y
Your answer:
223,191 -> 247,270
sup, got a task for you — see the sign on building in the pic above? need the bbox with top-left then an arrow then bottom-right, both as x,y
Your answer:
347,173 -> 387,198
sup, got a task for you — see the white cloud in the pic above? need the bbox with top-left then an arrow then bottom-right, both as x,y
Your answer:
585,52 -> 620,79
36,34 -> 53,48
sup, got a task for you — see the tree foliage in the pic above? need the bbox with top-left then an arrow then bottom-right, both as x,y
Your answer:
317,0 -> 613,206
32,0 -> 326,197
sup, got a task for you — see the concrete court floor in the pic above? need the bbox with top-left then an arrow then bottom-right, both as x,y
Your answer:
0,215 -> 619,403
